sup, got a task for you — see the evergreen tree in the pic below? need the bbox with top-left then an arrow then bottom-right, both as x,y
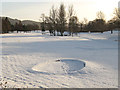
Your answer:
18,21 -> 23,32
57,3 -> 67,36
2,17 -> 11,33
14,22 -> 19,33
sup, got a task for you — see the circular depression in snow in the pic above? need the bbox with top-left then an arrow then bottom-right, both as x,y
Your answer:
32,59 -> 85,74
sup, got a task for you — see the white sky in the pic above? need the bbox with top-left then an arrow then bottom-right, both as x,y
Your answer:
1,0 -> 119,22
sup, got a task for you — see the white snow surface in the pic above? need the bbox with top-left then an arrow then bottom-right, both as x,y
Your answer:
32,59 -> 85,74
1,31 -> 118,88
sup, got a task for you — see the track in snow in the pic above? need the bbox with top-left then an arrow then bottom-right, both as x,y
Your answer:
1,31 -> 118,88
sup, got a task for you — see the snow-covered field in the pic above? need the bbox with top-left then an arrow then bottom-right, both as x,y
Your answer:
1,31 -> 118,88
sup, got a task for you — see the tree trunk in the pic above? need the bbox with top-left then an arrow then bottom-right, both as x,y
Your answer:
111,30 -> 113,34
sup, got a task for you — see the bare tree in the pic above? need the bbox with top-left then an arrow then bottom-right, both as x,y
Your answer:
83,18 -> 88,25
114,8 -> 120,20
96,11 -> 105,20
40,14 -> 46,33
68,5 -> 75,19
69,16 -> 79,36
45,16 -> 53,35
49,6 -> 58,36
45,6 -> 58,36
68,5 -> 75,35
79,21 -> 84,32
80,18 -> 88,32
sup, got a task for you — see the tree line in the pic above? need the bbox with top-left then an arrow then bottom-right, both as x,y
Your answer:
1,3 -> 120,35
40,4 -> 120,36
1,17 -> 39,34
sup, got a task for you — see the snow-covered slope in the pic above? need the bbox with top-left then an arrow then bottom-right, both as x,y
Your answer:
1,31 -> 118,88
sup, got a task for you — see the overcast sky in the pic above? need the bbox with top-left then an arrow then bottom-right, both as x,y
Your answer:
1,0 -> 119,22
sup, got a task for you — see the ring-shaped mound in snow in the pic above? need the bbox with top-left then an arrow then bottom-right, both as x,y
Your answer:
32,59 -> 85,74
